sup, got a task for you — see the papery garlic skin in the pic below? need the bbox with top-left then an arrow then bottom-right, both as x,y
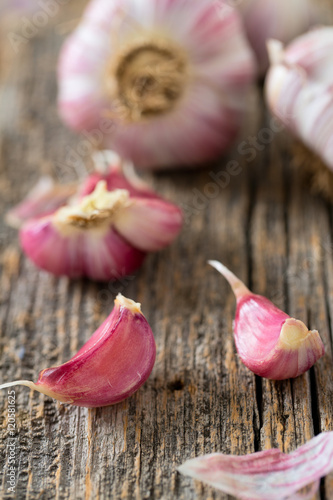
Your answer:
20,179 -> 182,281
178,432 -> 333,499
58,0 -> 256,170
209,261 -> 324,380
265,28 -> 333,172
238,0 -> 321,74
6,177 -> 77,229
0,294 -> 156,408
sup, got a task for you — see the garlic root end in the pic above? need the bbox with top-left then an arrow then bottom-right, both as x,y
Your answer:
0,380 -> 36,391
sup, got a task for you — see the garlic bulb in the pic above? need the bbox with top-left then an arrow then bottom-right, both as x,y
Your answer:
57,0 -> 256,170
265,28 -> 333,197
10,160 -> 182,281
238,0 -> 321,74
0,294 -> 156,408
209,261 -> 324,380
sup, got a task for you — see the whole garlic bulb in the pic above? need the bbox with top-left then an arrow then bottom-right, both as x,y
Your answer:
58,0 -> 256,170
238,0 -> 321,74
265,28 -> 333,196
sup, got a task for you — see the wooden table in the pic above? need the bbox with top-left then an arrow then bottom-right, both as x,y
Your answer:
0,2 -> 332,498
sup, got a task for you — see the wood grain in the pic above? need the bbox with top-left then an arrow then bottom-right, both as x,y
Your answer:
0,1 -> 333,499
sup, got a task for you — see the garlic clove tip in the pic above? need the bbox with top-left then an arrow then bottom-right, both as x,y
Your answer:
208,260 -> 251,299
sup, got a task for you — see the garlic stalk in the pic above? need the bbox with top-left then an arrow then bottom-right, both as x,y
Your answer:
0,294 -> 156,408
265,28 -> 333,199
57,0 -> 256,170
209,261 -> 324,380
238,0 -> 322,74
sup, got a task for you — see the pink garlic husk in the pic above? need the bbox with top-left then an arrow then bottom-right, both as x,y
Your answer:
178,431 -> 333,500
5,177 -> 78,229
265,28 -> 333,174
209,261 -> 324,380
57,0 -> 256,170
19,177 -> 182,281
0,295 -> 156,408
238,0 -> 322,74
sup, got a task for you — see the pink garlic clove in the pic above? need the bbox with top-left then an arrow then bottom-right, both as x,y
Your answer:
0,294 -> 156,408
20,180 -> 182,281
57,0 -> 256,170
178,432 -> 333,499
209,260 -> 324,380
114,197 -> 183,252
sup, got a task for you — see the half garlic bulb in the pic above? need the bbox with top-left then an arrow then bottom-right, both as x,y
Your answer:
10,161 -> 183,281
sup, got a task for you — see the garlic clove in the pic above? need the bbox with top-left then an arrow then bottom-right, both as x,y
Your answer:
114,197 -> 183,252
57,0 -> 256,170
0,294 -> 156,408
178,432 -> 333,499
208,260 -> 324,380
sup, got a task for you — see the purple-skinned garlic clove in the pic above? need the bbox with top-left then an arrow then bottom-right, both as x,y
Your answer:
208,260 -> 324,380
0,294 -> 156,408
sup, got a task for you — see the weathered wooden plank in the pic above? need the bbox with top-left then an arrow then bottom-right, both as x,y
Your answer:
0,1 -> 332,499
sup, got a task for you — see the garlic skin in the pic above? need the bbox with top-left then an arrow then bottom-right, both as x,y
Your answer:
238,0 -> 321,74
20,177 -> 182,281
57,0 -> 256,170
0,294 -> 156,408
178,432 -> 333,499
209,261 -> 324,380
265,28 -> 333,174
6,177 -> 78,229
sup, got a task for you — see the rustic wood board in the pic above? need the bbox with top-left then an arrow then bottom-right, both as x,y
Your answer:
0,1 -> 333,499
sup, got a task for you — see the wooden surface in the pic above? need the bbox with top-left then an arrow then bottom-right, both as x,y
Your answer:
0,2 -> 333,499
